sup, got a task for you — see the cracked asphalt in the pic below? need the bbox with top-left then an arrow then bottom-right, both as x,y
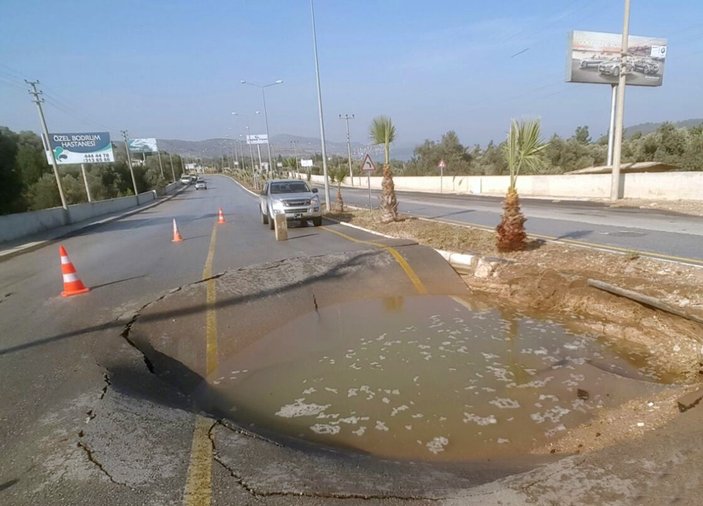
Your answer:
2,175 -> 702,505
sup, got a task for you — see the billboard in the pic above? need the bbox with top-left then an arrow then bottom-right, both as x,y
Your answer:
246,134 -> 268,145
567,30 -> 667,87
45,132 -> 115,165
128,138 -> 159,153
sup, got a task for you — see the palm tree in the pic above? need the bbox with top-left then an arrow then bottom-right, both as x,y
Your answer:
329,166 -> 346,212
496,119 -> 545,251
369,116 -> 398,223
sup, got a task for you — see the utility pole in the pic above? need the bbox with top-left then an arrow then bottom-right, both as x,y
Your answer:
339,113 -> 355,186
157,150 -> 165,179
610,0 -> 631,200
121,130 -> 139,196
26,80 -> 68,210
168,153 -> 176,181
310,0 -> 331,210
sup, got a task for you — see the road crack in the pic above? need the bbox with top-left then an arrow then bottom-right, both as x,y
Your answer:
208,421 -> 438,501
77,440 -> 128,487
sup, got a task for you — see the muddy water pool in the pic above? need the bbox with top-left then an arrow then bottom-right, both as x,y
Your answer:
203,295 -> 673,461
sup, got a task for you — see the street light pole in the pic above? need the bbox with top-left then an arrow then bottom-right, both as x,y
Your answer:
339,113 -> 355,186
241,79 -> 283,176
310,0 -> 331,210
291,140 -> 299,176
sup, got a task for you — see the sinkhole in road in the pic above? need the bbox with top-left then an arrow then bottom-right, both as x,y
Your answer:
201,294 -> 672,462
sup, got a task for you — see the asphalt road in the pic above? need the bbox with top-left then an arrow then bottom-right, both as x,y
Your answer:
2,175 -> 702,505
0,176 -> 478,504
334,184 -> 703,265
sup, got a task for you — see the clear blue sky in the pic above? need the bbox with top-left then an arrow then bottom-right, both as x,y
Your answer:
1,0 -> 701,151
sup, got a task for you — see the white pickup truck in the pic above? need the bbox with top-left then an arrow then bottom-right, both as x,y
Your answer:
259,179 -> 322,229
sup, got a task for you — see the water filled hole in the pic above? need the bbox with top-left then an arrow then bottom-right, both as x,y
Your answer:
202,295 -> 672,462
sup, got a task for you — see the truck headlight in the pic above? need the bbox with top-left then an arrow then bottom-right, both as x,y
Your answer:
272,200 -> 286,212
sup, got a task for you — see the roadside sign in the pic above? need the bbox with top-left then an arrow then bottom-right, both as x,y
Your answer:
438,159 -> 446,169
360,154 -> 376,173
301,159 -> 313,168
246,134 -> 268,145
45,131 -> 115,164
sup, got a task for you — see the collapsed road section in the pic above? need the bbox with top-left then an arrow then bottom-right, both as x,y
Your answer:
123,241 -> 692,499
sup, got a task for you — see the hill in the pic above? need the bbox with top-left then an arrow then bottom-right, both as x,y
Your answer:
624,118 -> 703,137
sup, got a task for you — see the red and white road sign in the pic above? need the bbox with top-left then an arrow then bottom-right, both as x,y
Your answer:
360,154 -> 376,173
438,159 -> 446,169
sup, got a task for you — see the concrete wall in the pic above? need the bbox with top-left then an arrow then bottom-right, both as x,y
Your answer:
1,191 -> 159,243
302,171 -> 703,201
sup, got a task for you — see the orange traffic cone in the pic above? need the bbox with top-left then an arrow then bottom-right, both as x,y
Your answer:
59,245 -> 90,297
217,208 -> 226,224
172,218 -> 183,242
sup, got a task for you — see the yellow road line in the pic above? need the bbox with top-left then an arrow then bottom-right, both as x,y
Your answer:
183,223 -> 219,506
182,416 -> 213,506
321,226 -> 428,294
203,224 -> 219,376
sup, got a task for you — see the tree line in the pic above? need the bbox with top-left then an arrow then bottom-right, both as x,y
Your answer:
401,122 -> 703,177
0,127 -> 184,215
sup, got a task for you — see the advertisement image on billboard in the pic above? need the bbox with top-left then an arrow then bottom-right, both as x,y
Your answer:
567,30 -> 667,87
128,138 -> 159,153
45,132 -> 115,165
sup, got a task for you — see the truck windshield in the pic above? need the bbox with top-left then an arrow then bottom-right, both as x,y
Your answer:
270,182 -> 309,194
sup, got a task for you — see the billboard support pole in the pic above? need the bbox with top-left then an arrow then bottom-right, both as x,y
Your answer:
610,0 -> 631,200
121,130 -> 139,196
607,84 -> 617,166
80,164 -> 93,202
26,80 -> 68,210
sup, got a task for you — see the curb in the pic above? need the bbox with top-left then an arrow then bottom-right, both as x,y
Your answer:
330,216 -> 483,276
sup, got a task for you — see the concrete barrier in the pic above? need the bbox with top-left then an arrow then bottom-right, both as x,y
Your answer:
0,190 -> 161,243
300,171 -> 703,201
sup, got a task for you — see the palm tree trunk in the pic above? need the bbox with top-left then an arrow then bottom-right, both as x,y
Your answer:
496,188 -> 527,251
380,163 -> 398,223
335,181 -> 344,212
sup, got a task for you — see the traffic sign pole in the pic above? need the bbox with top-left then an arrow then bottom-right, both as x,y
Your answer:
438,159 -> 446,194
360,153 -> 376,210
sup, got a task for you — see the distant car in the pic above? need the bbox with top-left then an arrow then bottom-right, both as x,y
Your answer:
180,175 -> 191,184
195,180 -> 207,190
189,175 -> 198,184
259,179 -> 322,229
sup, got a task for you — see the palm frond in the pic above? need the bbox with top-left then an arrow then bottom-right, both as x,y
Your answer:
504,119 -> 545,189
369,115 -> 396,165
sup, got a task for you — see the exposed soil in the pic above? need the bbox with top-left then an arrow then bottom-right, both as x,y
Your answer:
325,202 -> 703,456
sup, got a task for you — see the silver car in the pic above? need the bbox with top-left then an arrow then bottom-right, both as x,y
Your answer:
259,179 -> 322,229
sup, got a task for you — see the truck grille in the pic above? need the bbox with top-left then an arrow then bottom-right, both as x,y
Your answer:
284,199 -> 311,207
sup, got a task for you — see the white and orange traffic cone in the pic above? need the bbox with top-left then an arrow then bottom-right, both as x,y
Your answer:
217,208 -> 226,224
59,245 -> 90,297
172,218 -> 183,242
